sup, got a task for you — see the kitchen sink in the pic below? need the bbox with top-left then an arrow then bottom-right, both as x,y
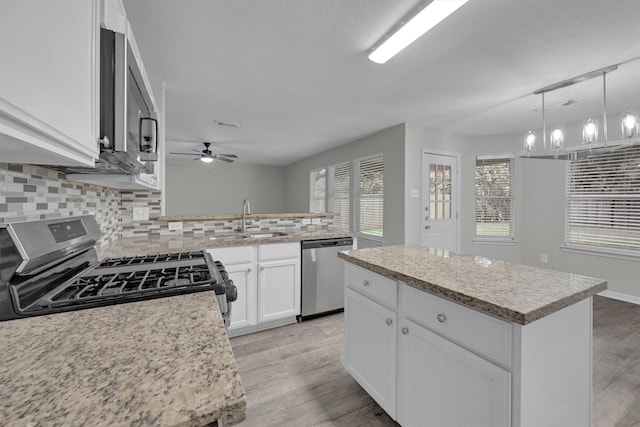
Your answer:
208,231 -> 288,241
208,234 -> 247,241
245,232 -> 288,238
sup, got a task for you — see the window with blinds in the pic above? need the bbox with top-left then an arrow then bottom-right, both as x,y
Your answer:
566,145 -> 640,253
309,168 -> 326,213
356,155 -> 384,238
328,162 -> 351,231
475,157 -> 513,238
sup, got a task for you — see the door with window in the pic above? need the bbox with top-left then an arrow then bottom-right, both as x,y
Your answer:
422,153 -> 458,251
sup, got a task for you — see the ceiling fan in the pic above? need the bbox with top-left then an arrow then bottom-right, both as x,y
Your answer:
170,142 -> 238,163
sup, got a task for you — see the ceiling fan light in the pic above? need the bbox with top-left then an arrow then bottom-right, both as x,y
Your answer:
200,156 -> 214,163
582,118 -> 598,145
368,0 -> 470,64
621,111 -> 640,138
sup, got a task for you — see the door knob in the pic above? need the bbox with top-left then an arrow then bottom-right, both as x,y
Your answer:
424,225 -> 431,230
363,280 -> 370,287
437,313 -> 447,323
401,327 -> 409,335
386,318 -> 393,326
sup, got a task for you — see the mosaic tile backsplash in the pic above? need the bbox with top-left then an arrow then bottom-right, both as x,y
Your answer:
0,163 -> 160,245
0,163 -> 333,245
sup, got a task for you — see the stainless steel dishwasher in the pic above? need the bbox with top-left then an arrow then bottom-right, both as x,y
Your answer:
300,237 -> 353,320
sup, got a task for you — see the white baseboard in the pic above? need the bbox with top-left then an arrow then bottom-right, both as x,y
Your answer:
598,290 -> 640,305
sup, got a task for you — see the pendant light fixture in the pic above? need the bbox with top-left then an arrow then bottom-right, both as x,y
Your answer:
368,0 -> 470,64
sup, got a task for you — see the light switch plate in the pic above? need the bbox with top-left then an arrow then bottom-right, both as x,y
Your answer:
133,207 -> 149,221
168,221 -> 183,231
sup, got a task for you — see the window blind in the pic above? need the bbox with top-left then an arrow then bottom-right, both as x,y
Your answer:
329,162 -> 351,231
357,155 -> 384,238
566,145 -> 640,252
475,158 -> 513,238
310,168 -> 326,213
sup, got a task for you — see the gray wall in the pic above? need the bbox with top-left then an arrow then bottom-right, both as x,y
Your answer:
406,122 -> 640,299
284,124 -> 406,247
165,160 -> 286,215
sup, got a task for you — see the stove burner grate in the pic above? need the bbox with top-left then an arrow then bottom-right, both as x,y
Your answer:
97,251 -> 206,267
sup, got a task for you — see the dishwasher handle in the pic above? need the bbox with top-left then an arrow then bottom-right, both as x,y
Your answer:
301,238 -> 353,250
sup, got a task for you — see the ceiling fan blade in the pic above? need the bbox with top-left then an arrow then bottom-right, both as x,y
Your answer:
192,148 -> 202,153
215,156 -> 234,163
170,152 -> 198,155
216,154 -> 238,158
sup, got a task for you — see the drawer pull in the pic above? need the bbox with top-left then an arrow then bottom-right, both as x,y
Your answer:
437,313 -> 447,323
363,280 -> 370,287
401,327 -> 409,335
386,318 -> 393,326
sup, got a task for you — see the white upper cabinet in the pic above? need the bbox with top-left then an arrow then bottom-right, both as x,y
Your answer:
0,0 -> 101,167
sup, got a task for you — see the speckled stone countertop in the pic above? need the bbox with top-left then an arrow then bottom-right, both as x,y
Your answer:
98,229 -> 355,259
157,212 -> 336,221
0,292 -> 246,427
338,244 -> 607,325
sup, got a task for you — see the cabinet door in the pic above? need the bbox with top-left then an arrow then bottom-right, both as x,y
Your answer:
398,319 -> 511,427
344,288 -> 397,419
257,258 -> 300,323
226,263 -> 257,330
0,0 -> 100,166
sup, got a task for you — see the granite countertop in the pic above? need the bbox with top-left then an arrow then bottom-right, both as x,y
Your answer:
98,229 -> 355,259
0,292 -> 246,427
157,212 -> 336,221
338,244 -> 607,325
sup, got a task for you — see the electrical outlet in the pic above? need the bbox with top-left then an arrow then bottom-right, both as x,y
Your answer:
132,207 -> 149,221
540,254 -> 548,264
168,221 -> 183,231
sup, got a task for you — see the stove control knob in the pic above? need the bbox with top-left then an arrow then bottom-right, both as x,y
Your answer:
224,280 -> 238,302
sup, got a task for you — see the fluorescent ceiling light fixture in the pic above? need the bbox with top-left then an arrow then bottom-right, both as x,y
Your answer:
368,0 -> 469,64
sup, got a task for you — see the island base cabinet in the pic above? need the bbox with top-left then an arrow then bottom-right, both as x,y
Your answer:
398,319 -> 511,427
344,288 -> 397,419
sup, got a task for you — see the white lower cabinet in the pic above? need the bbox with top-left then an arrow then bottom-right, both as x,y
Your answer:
344,288 -> 397,418
225,262 -> 256,330
207,242 -> 300,336
344,263 -> 593,427
258,258 -> 300,323
397,318 -> 510,427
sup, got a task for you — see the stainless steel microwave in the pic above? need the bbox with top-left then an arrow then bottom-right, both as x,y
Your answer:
99,28 -> 157,174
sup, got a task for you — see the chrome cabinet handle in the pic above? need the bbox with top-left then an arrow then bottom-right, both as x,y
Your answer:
363,280 -> 370,287
437,313 -> 447,323
401,327 -> 409,335
386,318 -> 393,326
247,268 -> 252,272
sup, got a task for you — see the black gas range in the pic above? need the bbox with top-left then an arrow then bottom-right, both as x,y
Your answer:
0,216 -> 236,325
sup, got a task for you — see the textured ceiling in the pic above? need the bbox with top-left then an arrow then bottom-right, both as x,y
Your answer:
123,0 -> 640,165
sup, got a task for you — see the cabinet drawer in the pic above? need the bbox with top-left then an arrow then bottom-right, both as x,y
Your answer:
402,285 -> 512,367
345,263 -> 397,311
258,242 -> 300,261
207,246 -> 253,264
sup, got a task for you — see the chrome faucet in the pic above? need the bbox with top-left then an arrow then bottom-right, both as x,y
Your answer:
242,198 -> 251,233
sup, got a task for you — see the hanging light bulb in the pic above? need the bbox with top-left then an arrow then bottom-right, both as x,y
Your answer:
549,125 -> 564,150
621,111 -> 639,138
523,130 -> 536,154
582,118 -> 598,145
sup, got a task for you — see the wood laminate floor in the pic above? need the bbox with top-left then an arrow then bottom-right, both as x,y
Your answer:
230,296 -> 640,427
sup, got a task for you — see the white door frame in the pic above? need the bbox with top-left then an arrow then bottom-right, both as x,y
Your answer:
421,149 -> 461,252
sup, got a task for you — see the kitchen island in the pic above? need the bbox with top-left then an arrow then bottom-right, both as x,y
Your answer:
338,245 -> 607,427
0,292 -> 246,426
